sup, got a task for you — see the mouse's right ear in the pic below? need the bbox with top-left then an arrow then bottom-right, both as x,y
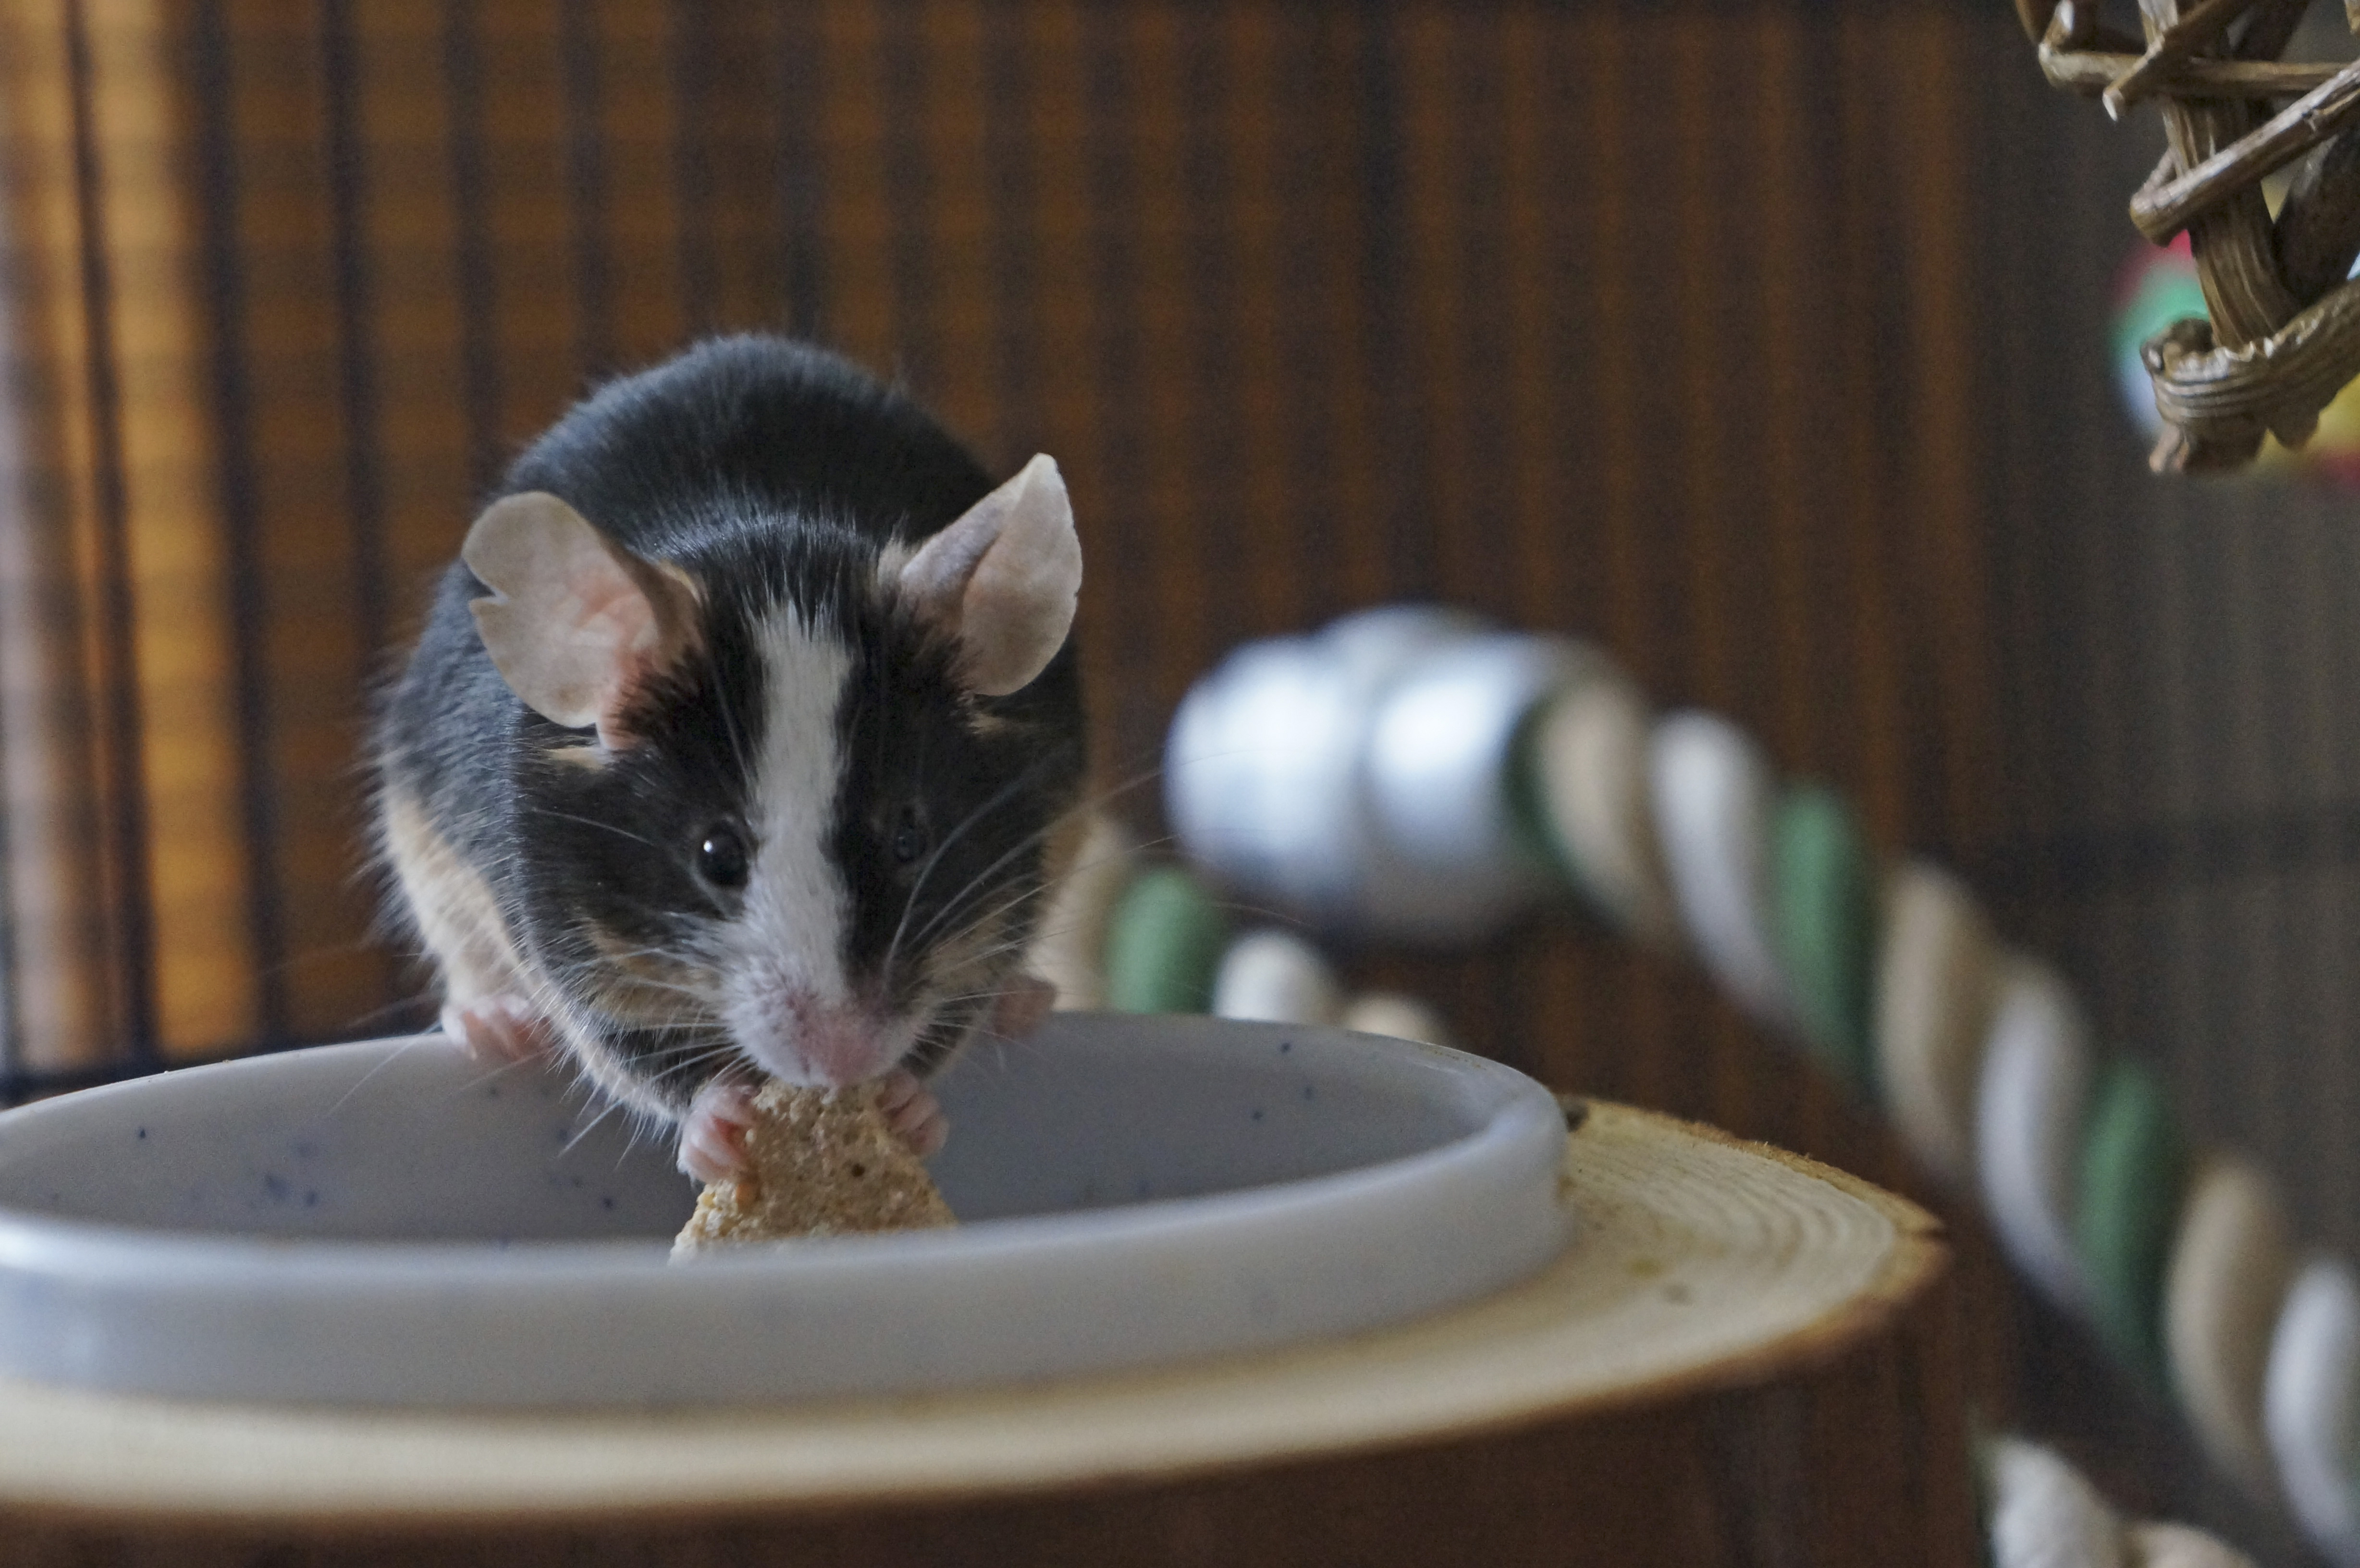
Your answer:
463,491 -> 700,747
898,453 -> 1082,698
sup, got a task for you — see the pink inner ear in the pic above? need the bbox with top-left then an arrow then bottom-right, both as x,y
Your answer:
897,453 -> 1079,697
464,490 -> 698,741
574,579 -> 671,747
573,574 -> 659,669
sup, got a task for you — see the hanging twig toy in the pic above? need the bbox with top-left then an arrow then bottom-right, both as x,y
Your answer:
2024,0 -> 2360,471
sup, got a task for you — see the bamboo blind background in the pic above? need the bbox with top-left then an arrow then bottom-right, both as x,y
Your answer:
0,0 -> 2004,1082
6,2 -> 2348,1556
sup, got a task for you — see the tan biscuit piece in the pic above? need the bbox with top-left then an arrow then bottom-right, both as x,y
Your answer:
671,1080 -> 956,1258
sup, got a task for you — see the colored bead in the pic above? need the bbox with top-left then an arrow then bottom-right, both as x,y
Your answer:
2109,235 -> 2206,442
2078,1060 -> 2189,1386
1165,607 -> 1473,929
1030,813 -> 1138,1013
1986,1436 -> 2126,1568
1517,670 -> 1680,947
1976,956 -> 2094,1309
2164,1155 -> 2293,1496
2264,1257 -> 2360,1565
1213,929 -> 1343,1026
1339,992 -> 1452,1048
1358,632 -> 1591,943
1650,711 -> 1789,1026
1103,868 -> 1230,1016
1874,861 -> 1999,1186
1770,784 -> 1876,1086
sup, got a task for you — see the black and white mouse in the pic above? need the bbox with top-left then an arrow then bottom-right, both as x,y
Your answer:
372,335 -> 1089,1181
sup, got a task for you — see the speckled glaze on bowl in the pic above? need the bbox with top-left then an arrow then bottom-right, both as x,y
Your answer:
0,1013 -> 1571,1409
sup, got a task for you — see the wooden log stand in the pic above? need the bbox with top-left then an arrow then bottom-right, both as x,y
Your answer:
0,1104 -> 1970,1568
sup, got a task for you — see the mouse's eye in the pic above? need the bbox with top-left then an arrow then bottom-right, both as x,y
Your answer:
696,824 -> 750,890
890,804 -> 928,868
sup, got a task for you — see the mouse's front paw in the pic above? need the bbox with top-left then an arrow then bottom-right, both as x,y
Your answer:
678,1078 -> 758,1184
876,1067 -> 949,1157
442,994 -> 556,1066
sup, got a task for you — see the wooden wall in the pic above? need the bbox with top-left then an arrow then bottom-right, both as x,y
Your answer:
0,0 -> 2003,1078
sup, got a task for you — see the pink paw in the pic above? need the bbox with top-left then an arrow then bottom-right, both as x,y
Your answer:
875,1067 -> 949,1158
677,1078 -> 757,1184
442,995 -> 556,1066
991,972 -> 1057,1040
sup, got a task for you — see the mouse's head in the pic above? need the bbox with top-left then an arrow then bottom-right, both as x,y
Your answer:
464,455 -> 1085,1105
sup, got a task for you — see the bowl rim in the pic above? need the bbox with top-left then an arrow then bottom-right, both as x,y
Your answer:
0,1018 -> 1565,1285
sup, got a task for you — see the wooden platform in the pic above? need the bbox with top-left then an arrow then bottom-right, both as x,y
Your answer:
0,1103 -> 1971,1567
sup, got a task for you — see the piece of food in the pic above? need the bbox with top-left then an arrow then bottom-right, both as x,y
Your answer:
671,1080 -> 956,1258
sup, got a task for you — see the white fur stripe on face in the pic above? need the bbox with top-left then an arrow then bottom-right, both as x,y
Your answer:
727,607 -> 856,1078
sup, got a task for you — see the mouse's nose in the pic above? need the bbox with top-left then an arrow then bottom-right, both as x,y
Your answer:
725,950 -> 904,1086
781,996 -> 903,1086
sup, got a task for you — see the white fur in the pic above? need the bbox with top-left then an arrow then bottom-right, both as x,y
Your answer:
723,608 -> 863,1082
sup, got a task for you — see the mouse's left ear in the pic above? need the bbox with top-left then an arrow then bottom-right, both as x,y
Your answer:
463,490 -> 701,747
898,453 -> 1082,698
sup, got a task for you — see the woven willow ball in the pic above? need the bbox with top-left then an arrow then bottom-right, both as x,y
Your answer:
1986,1436 -> 2126,1568
1356,631 -> 1595,944
2020,0 -> 2360,472
1975,955 -> 2095,1309
1650,711 -> 1791,1029
2112,233 -> 2360,485
2264,1257 -> 2360,1565
1212,929 -> 1343,1027
1165,606 -> 1476,930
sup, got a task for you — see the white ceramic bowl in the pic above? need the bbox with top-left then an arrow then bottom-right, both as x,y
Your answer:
0,1014 -> 1571,1409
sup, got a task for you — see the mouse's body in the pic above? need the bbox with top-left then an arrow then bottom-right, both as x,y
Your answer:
372,336 -> 1088,1171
